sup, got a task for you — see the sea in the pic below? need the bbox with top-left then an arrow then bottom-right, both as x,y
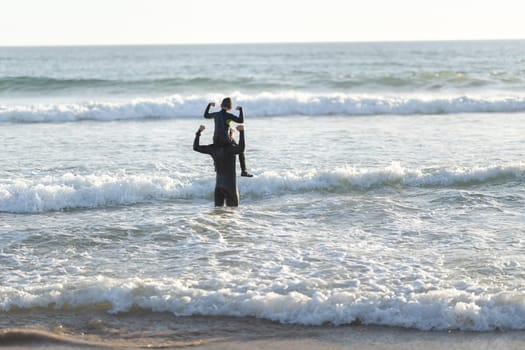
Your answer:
1,41 -> 525,344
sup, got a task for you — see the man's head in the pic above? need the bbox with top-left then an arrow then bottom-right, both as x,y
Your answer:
221,97 -> 232,111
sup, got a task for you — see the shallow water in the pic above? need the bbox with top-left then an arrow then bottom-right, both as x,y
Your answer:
2,41 -> 525,332
1,113 -> 525,331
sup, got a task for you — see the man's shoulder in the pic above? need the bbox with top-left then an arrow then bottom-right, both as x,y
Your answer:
215,143 -> 237,154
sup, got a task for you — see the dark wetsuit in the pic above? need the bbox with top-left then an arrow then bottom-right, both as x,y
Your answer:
204,104 -> 244,145
231,138 -> 248,173
193,129 -> 245,207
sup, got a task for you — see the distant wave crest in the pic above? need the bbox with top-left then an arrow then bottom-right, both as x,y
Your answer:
2,93 -> 525,122
1,71 -> 523,94
1,163 -> 523,213
0,76 -> 277,94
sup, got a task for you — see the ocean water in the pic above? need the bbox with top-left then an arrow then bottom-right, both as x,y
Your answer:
1,41 -> 525,340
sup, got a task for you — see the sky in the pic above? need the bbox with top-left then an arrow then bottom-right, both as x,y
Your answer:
1,0 -> 525,46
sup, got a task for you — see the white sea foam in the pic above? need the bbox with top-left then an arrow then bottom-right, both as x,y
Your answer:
1,163 -> 523,213
2,276 -> 525,331
0,172 -> 210,213
2,93 -> 525,123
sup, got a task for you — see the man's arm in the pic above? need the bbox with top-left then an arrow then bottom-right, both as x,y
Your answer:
193,125 -> 214,154
204,102 -> 215,119
232,125 -> 245,154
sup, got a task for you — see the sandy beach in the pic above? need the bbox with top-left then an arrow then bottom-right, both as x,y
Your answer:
2,309 -> 525,350
2,327 -> 525,350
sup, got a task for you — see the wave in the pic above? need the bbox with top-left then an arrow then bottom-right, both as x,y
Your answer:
0,76 -> 286,94
0,76 -> 113,93
2,277 -> 525,331
1,72 -> 523,94
2,93 -> 525,122
1,163 -> 523,213
324,71 -> 524,90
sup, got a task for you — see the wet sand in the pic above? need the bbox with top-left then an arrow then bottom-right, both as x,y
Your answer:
2,328 -> 525,350
1,308 -> 525,349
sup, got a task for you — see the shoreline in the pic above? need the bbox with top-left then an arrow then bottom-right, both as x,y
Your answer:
2,326 -> 525,350
2,310 -> 525,350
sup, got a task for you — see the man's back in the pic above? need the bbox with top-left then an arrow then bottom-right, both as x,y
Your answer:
193,125 -> 245,206
212,144 -> 238,191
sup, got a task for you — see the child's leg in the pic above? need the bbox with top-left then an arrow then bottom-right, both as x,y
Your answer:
239,153 -> 253,177
239,153 -> 247,173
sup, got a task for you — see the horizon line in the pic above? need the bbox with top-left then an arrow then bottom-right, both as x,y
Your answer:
1,38 -> 524,48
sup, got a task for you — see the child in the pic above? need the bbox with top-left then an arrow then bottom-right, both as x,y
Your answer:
204,97 -> 253,177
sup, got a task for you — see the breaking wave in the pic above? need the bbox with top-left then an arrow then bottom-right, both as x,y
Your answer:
2,276 -> 525,331
1,163 -> 523,213
2,93 -> 525,123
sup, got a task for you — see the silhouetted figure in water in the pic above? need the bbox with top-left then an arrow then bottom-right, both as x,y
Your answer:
193,124 -> 245,207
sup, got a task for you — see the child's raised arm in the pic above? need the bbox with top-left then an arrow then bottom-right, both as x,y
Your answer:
204,102 -> 215,119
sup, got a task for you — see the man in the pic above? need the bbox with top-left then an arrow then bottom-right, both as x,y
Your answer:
193,124 -> 245,207
204,97 -> 253,177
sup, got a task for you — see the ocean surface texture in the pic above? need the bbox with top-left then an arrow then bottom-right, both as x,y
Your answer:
1,42 -> 525,337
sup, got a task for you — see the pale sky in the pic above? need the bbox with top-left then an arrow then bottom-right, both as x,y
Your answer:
1,0 -> 524,46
